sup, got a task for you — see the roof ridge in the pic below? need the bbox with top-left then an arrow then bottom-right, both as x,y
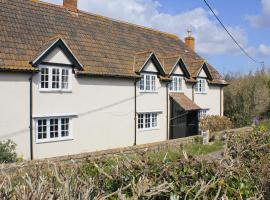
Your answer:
33,0 -> 181,40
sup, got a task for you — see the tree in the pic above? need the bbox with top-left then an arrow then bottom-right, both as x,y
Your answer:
224,68 -> 270,127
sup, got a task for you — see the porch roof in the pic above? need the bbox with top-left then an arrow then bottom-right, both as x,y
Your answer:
170,93 -> 201,111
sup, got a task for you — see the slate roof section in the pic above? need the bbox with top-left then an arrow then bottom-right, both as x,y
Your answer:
170,93 -> 201,111
0,0 -> 225,84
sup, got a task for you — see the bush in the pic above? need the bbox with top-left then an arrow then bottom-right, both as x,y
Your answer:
0,140 -> 17,163
200,115 -> 233,133
224,69 -> 270,127
0,128 -> 269,199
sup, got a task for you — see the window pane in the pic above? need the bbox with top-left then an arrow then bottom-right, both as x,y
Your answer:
146,75 -> 151,90
138,114 -> 144,129
52,68 -> 60,89
40,68 -> 49,89
151,75 -> 156,91
201,80 -> 205,92
179,78 -> 182,91
61,118 -> 69,137
37,119 -> 47,140
139,75 -> 145,90
173,77 -> 177,91
145,113 -> 151,128
151,113 -> 157,127
50,118 -> 58,138
61,69 -> 69,89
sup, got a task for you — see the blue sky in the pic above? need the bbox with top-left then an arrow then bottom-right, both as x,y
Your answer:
44,0 -> 270,75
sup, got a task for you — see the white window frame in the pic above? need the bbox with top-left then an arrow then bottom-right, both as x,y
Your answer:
195,78 -> 207,94
169,76 -> 183,92
35,116 -> 73,143
139,73 -> 157,92
137,112 -> 159,131
199,109 -> 210,119
39,65 -> 72,92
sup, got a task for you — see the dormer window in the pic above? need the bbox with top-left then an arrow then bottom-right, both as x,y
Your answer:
169,76 -> 183,92
39,66 -> 72,92
139,73 -> 157,92
195,78 -> 206,93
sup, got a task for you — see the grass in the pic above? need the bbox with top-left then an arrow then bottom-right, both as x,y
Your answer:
184,141 -> 224,156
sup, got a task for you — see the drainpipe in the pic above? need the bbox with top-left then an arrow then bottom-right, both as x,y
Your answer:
29,73 -> 34,160
192,84 -> 194,101
134,79 -> 137,146
166,82 -> 169,140
220,86 -> 223,116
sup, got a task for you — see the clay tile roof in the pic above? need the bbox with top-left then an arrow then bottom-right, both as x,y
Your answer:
134,51 -> 153,72
170,93 -> 201,111
0,0 -> 224,82
162,55 -> 180,74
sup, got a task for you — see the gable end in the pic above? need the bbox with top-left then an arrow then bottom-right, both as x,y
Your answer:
30,38 -> 83,69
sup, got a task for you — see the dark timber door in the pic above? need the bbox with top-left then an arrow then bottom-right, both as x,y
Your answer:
170,99 -> 199,139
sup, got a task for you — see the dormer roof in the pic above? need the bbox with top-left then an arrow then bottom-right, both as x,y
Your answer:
30,37 -> 83,69
134,52 -> 166,76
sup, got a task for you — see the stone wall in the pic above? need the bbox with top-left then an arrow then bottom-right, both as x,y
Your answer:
2,135 -> 200,174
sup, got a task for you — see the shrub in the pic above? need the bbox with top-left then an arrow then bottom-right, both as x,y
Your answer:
0,128 -> 269,199
224,69 -> 270,127
0,140 -> 17,163
256,119 -> 270,132
200,115 -> 233,133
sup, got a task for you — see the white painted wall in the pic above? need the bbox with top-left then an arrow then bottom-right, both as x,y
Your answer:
32,74 -> 135,159
0,49 -> 223,160
0,73 -> 31,160
43,47 -> 72,65
194,82 -> 221,115
169,64 -> 192,100
142,60 -> 158,73
136,60 -> 167,144
198,68 -> 207,78
172,64 -> 183,75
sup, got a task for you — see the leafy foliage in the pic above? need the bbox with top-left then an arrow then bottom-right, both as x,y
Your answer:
200,115 -> 233,132
224,68 -> 270,127
0,129 -> 269,199
0,140 -> 17,163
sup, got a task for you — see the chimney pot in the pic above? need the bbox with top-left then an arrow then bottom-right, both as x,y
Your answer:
63,0 -> 77,11
185,28 -> 195,51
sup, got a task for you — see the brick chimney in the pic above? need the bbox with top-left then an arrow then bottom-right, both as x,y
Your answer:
63,0 -> 77,11
185,28 -> 195,51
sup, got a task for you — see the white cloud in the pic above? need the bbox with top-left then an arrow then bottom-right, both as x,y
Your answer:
246,0 -> 270,27
42,0 -> 248,56
248,44 -> 270,58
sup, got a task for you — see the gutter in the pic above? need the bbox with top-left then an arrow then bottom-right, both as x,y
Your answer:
29,73 -> 34,160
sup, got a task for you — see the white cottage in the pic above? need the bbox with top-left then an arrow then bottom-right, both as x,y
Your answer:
0,0 -> 227,160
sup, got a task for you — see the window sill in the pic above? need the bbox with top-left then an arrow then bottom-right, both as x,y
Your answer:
169,91 -> 184,93
39,90 -> 72,93
137,127 -> 160,132
195,92 -> 207,94
139,90 -> 158,94
36,137 -> 74,144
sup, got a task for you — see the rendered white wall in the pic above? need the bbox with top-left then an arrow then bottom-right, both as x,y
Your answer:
169,64 -> 193,100
136,61 -> 168,145
0,73 -> 31,160
194,83 -> 221,115
43,47 -> 72,65
32,74 -> 135,159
